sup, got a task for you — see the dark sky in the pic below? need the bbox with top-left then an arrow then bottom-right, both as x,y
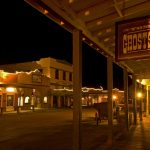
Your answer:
1,1 -> 124,90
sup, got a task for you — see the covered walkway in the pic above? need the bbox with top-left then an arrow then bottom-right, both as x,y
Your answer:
107,116 -> 150,150
23,1 -> 150,149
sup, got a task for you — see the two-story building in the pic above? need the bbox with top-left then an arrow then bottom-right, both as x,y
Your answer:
37,57 -> 73,108
0,57 -> 73,111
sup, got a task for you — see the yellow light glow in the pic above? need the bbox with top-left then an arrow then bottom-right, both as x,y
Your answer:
106,28 -> 112,33
104,38 -> 109,42
69,0 -> 74,3
97,21 -> 102,25
82,37 -> 86,41
6,87 -> 15,92
137,92 -> 142,98
44,97 -> 48,103
25,96 -> 30,103
141,80 -> 146,85
84,10 -> 90,16
98,32 -> 102,36
44,9 -> 48,14
60,21 -> 64,25
112,95 -> 117,100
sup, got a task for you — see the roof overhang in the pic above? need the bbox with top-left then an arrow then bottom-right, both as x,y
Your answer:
24,0 -> 150,85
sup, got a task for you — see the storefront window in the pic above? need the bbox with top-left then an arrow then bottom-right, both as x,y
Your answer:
25,96 -> 30,103
43,97 -> 47,103
18,96 -> 23,106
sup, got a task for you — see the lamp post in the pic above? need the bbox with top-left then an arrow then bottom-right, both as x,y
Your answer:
137,92 -> 143,121
113,95 -> 119,119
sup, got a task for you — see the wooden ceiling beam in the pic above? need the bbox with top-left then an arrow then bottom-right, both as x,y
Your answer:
76,0 -> 146,21
86,13 -> 118,30
113,0 -> 123,17
95,31 -> 115,41
39,0 -> 114,57
90,23 -> 115,37
86,1 -> 150,31
136,74 -> 150,80
76,1 -> 116,22
25,0 -> 150,76
122,1 -> 150,17
75,0 -> 111,15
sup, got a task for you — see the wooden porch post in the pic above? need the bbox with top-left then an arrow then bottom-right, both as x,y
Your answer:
123,68 -> 129,131
73,29 -> 82,150
107,56 -> 113,144
132,74 -> 137,125
146,85 -> 149,116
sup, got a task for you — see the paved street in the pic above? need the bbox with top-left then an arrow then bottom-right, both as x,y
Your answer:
0,108 -> 114,150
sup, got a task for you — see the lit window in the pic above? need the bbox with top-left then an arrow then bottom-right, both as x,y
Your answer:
6,87 -> 15,92
18,96 -> 23,106
43,97 -> 47,103
25,96 -> 30,103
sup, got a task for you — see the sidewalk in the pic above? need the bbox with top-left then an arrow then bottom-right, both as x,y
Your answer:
106,116 -> 150,150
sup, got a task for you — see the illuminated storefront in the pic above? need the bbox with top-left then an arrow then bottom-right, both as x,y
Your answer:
0,58 -> 125,112
0,69 -> 50,112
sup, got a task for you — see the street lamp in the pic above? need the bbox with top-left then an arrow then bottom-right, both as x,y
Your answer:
137,92 -> 142,98
137,92 -> 143,121
112,95 -> 117,100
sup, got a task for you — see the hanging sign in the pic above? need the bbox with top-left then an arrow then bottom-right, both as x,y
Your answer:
115,15 -> 150,61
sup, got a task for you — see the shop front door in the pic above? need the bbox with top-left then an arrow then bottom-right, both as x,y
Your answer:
7,95 -> 14,111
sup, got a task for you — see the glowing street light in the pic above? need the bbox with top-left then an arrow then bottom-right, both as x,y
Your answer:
137,92 -> 142,98
137,92 -> 143,121
112,95 -> 117,100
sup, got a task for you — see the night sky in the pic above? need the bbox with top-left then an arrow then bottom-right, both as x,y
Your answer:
0,1 -> 124,90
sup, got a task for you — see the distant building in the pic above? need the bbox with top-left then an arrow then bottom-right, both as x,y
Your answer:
0,57 -> 73,111
0,69 -> 50,112
37,57 -> 73,108
0,57 -> 124,112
